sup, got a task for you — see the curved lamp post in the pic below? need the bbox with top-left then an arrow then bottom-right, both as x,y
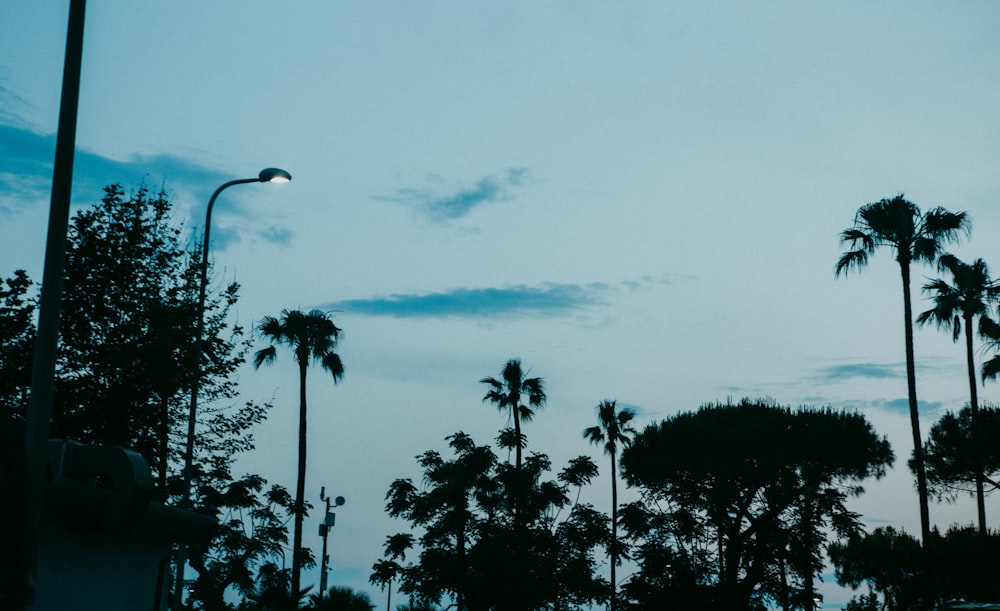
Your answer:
175,167 -> 290,607
181,167 -> 291,499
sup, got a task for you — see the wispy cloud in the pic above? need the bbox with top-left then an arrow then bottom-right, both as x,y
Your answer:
255,226 -> 294,247
324,282 -> 605,319
321,278 -> 665,319
0,123 -> 232,208
0,122 -> 292,249
377,167 -> 533,221
875,397 -> 945,415
819,362 -> 903,381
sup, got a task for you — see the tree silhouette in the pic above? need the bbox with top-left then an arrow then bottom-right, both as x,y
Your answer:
917,254 -> 998,534
384,432 -> 608,611
308,585 -> 375,610
370,533 -> 415,611
0,270 -> 34,418
831,525 -> 1000,609
923,405 -> 1000,501
583,400 -> 636,611
254,309 -> 345,601
829,526 -> 923,611
480,359 -> 545,469
836,194 -> 968,543
621,399 -> 893,610
188,475 -> 295,611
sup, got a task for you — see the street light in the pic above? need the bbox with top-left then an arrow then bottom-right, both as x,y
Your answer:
181,167 -> 291,500
174,167 -> 291,607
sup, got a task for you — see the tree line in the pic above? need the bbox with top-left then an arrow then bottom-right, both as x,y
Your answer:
4,187 -> 1000,610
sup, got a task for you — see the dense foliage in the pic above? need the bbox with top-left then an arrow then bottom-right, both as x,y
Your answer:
0,184 -> 278,608
4,184 -> 271,496
921,404 -> 1000,501
0,270 -> 34,416
620,399 -> 894,610
830,525 -> 1000,610
381,431 -> 608,611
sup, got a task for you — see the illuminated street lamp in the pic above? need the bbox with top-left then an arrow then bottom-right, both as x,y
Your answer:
175,167 -> 291,607
181,167 -> 291,499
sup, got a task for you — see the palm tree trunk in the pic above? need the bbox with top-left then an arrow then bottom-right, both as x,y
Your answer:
610,453 -> 618,611
513,407 -> 522,470
292,360 -> 308,600
900,262 -> 932,544
964,316 -> 988,534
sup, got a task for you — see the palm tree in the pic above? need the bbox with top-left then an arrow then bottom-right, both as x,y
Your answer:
480,359 -> 545,469
917,254 -> 998,534
583,400 -> 637,611
254,309 -> 345,601
836,194 -> 969,543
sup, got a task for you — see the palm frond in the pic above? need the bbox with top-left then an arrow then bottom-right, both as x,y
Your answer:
253,345 -> 277,369
835,249 -> 869,277
923,206 -> 970,239
321,352 -> 345,382
982,355 -> 1000,382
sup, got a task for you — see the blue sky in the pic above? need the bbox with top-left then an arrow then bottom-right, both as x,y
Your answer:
5,2 -> 1000,607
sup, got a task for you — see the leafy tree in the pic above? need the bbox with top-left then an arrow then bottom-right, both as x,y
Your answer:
618,499 -> 719,610
916,254 -> 998,533
836,194 -> 969,543
309,586 -> 375,610
254,309 -> 345,600
55,184 -> 189,463
384,432 -> 608,611
583,400 -> 637,611
0,270 -> 34,416
393,602 -> 439,611
237,561 -> 304,611
922,404 -> 1000,502
2,183 -> 279,606
370,533 -> 415,611
928,525 -> 1000,604
842,591 -> 882,611
36,183 -> 266,496
830,525 -> 1000,610
187,475 -> 296,611
481,359 -> 545,469
621,399 -> 893,611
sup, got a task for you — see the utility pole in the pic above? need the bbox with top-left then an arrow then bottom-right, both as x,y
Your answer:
317,487 -> 345,601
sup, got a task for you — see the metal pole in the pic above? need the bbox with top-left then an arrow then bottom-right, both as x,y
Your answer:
173,176 -> 257,609
319,495 -> 331,599
15,1 -> 86,609
180,177 -> 257,499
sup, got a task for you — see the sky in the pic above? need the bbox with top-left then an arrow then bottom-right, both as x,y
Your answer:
3,2 -> 1000,608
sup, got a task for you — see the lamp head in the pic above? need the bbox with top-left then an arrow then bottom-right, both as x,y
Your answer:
259,167 -> 292,183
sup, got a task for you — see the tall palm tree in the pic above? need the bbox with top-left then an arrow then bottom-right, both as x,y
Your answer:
917,254 -> 998,534
480,359 -> 545,469
583,400 -> 637,611
836,194 -> 969,543
254,309 -> 345,600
